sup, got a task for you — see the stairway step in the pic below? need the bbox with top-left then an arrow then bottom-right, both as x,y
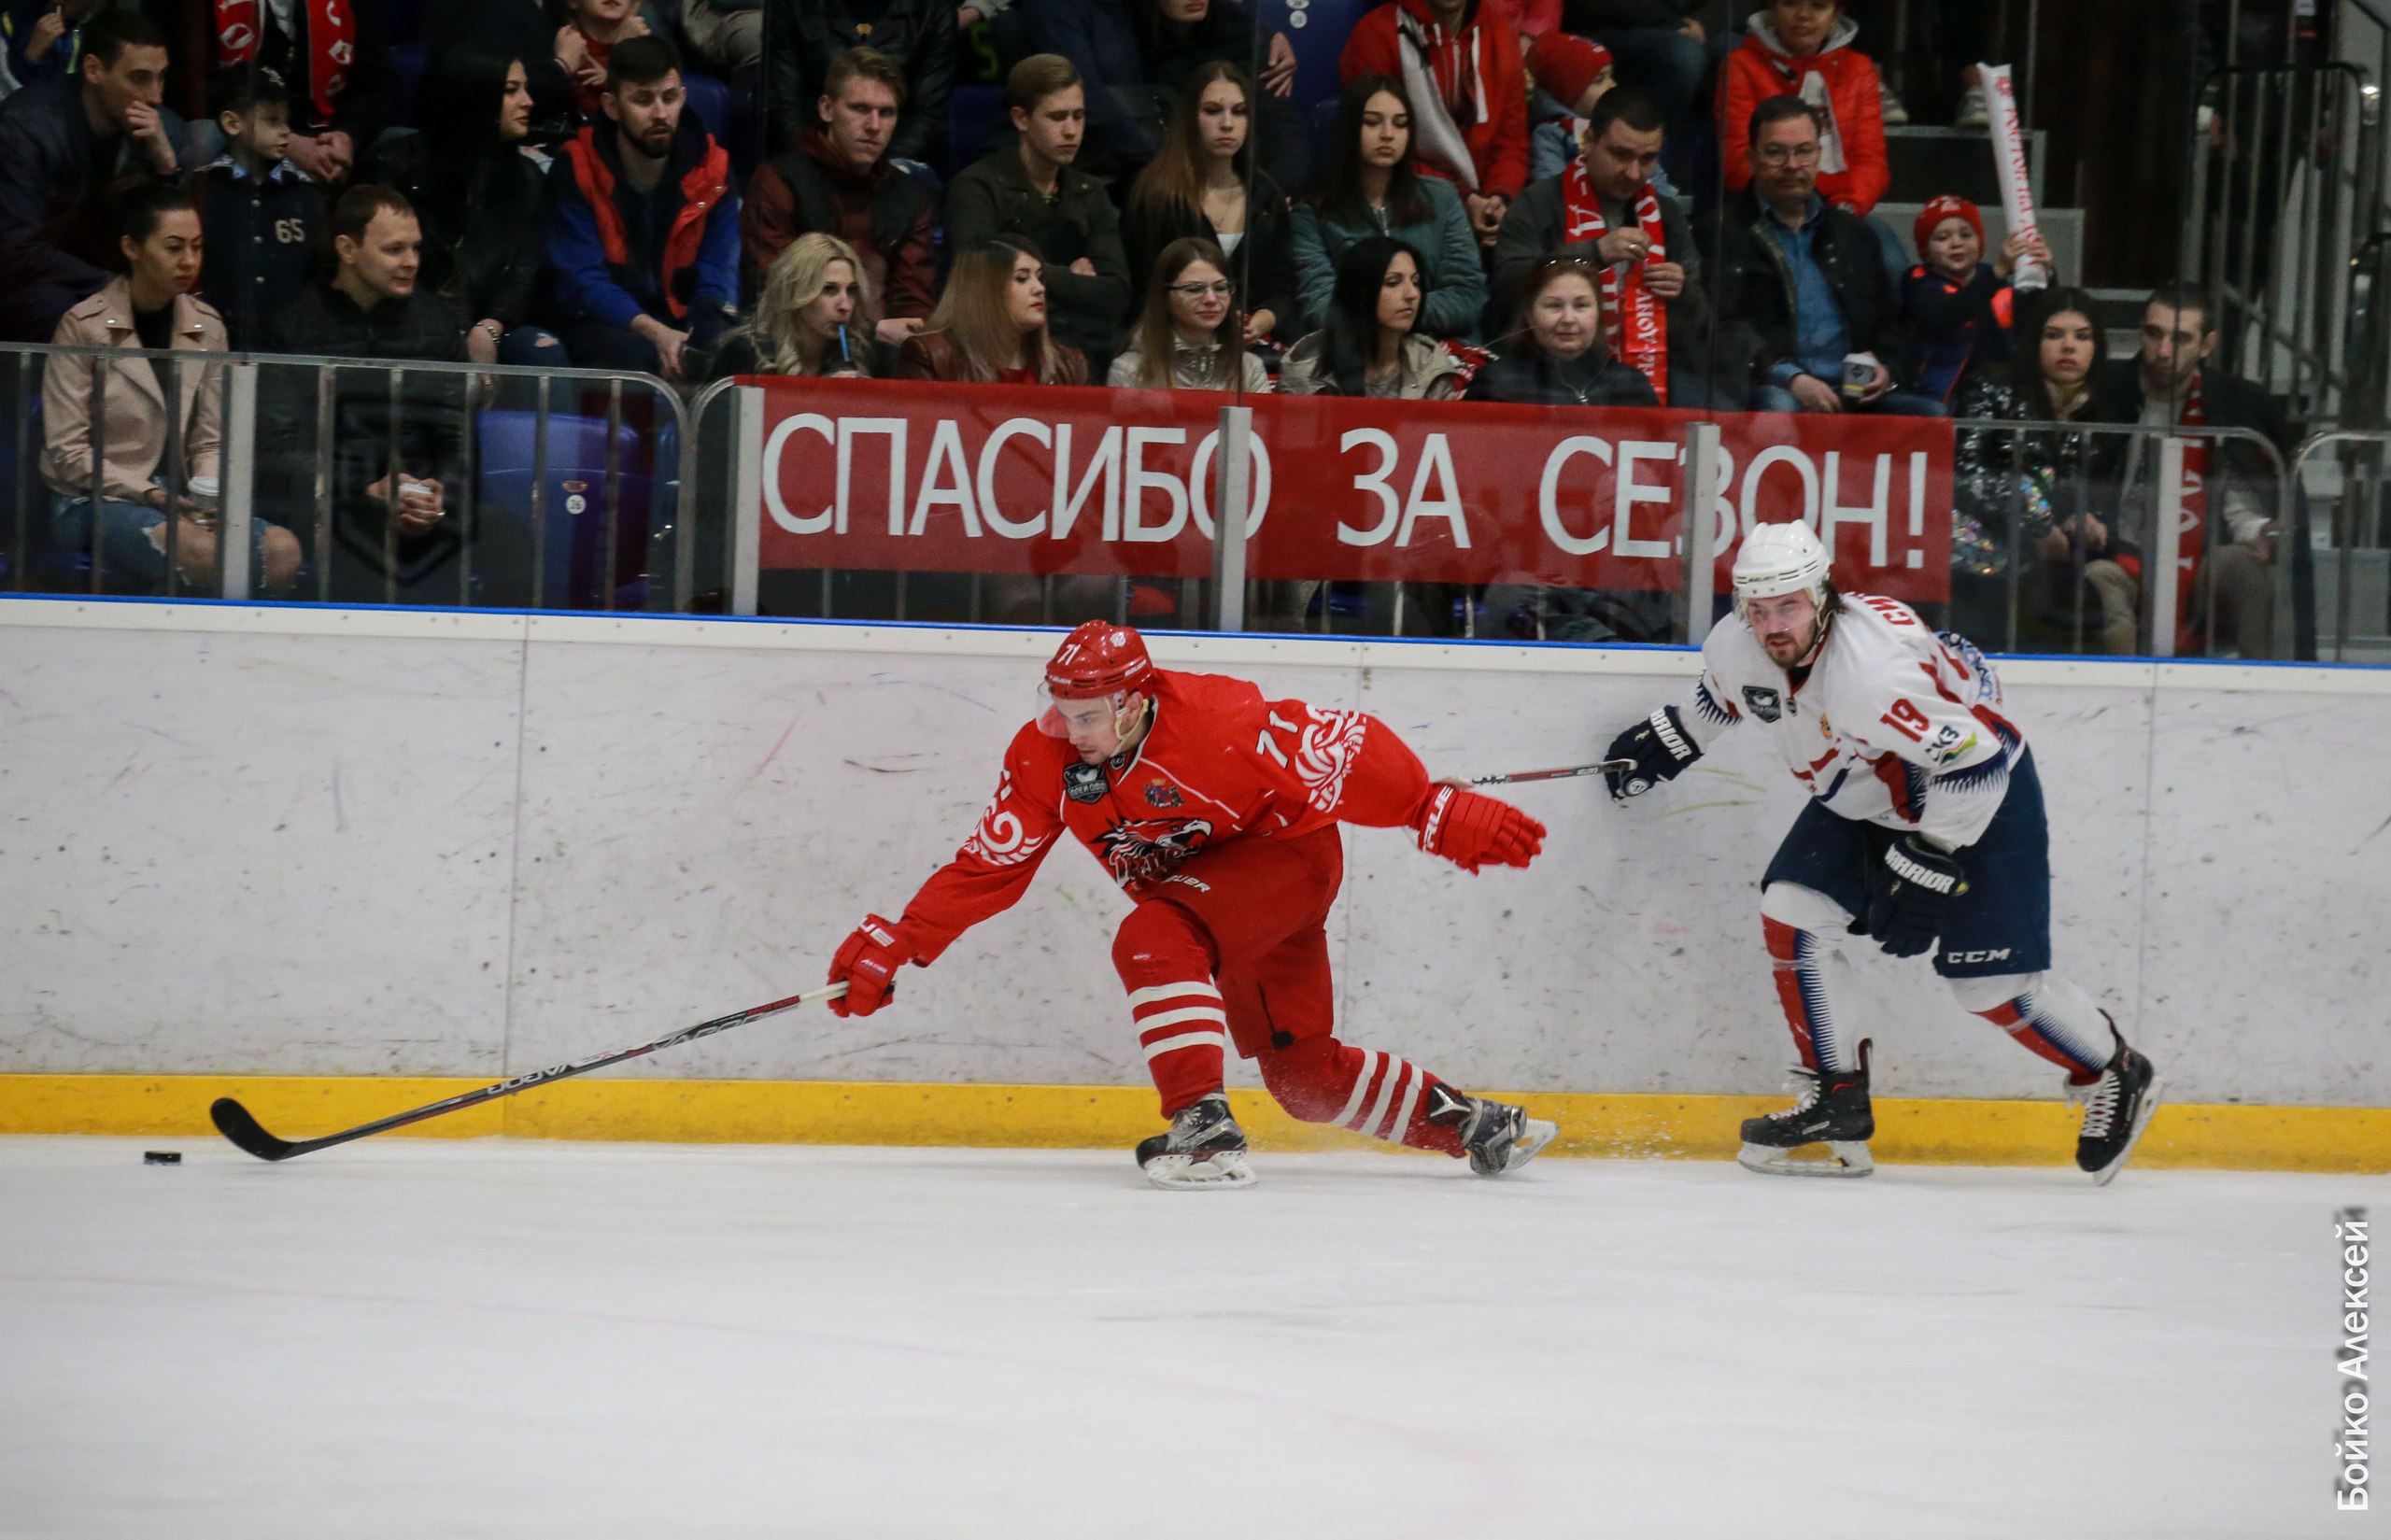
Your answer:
1883,124 -> 2044,207
2086,287 -> 2149,359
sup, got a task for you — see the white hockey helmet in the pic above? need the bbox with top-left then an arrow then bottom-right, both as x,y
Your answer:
1732,519 -> 1832,615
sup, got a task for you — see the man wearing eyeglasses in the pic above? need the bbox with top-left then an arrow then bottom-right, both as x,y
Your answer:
1704,94 -> 1944,417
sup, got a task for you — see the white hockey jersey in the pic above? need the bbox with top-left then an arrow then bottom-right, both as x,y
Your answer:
1679,594 -> 2026,850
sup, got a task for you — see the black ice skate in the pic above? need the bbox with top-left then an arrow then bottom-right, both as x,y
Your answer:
1135,1093 -> 1254,1190
1428,1086 -> 1560,1177
1737,1040 -> 1875,1178
2075,1037 -> 2161,1186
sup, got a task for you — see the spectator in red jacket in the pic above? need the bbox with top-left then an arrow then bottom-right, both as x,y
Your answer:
1339,0 -> 1529,250
1716,0 -> 1888,215
741,48 -> 938,347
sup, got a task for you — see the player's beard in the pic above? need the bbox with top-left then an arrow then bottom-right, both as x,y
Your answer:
1761,620 -> 1818,666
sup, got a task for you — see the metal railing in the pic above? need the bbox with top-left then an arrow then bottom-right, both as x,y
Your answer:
2181,61 -> 2387,421
0,342 -> 696,611
2296,427 -> 2391,660
9,341 -> 2382,666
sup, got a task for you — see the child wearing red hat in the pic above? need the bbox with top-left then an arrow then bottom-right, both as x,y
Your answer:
1901,192 -> 2052,403
1523,33 -> 1621,183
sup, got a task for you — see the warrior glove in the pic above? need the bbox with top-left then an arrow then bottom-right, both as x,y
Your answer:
1603,707 -> 1701,800
1866,836 -> 1968,958
1414,784 -> 1546,874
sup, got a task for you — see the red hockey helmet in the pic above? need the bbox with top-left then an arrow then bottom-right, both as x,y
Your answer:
1043,621 -> 1153,699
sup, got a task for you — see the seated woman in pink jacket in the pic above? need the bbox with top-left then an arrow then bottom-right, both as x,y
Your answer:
41,183 -> 302,594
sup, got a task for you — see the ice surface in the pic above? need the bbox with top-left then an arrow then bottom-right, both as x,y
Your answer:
0,1136 -> 2374,1539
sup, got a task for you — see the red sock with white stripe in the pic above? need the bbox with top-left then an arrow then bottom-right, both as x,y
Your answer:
1260,1038 -> 1466,1157
1130,979 -> 1230,1116
1113,906 -> 1228,1117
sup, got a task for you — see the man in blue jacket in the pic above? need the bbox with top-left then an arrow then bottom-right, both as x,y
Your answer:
547,35 -> 739,382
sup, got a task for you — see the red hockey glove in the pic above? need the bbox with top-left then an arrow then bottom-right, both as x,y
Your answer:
1412,784 -> 1546,873
828,913 -> 918,1017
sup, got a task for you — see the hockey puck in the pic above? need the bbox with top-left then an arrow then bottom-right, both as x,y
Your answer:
142,1151 -> 181,1165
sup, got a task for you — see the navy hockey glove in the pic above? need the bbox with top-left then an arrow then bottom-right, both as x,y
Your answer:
1865,836 -> 1969,958
1603,707 -> 1701,800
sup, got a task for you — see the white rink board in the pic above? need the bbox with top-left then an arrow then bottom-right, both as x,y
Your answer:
2,600 -> 2387,1104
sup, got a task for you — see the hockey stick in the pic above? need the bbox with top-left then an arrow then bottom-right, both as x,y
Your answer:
208,982 -> 850,1162
1470,758 -> 1637,787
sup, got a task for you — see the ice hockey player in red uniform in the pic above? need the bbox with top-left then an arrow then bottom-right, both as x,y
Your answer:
826,621 -> 1560,1189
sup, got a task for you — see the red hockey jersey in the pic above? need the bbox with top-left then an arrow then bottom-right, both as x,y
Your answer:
898,670 -> 1436,961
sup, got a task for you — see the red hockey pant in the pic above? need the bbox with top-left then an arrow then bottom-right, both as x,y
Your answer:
1111,827 -> 1464,1157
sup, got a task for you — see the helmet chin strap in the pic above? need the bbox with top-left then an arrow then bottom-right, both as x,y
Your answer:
1792,596 -> 1835,668
1112,693 -> 1154,753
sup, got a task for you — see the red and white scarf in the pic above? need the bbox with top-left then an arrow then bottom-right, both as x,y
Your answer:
1395,6 -> 1485,191
2170,372 -> 2210,647
1560,159 -> 1670,403
214,0 -> 355,124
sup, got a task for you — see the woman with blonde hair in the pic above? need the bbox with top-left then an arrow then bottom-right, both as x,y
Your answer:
1108,237 -> 1269,392
898,236 -> 1091,385
708,233 -> 877,379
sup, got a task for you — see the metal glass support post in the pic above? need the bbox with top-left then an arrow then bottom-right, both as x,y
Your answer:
219,362 -> 257,601
312,366 -> 335,601
1210,403 -> 1251,633
86,357 -> 105,592
729,384 -> 764,616
160,355 -> 184,592
1677,420 -> 1722,645
673,397 -> 700,613
2145,435 -> 2187,657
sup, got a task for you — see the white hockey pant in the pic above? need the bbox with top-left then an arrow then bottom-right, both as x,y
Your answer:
1759,882 -> 2115,1080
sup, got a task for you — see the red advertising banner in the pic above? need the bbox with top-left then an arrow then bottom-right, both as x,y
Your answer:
750,376 -> 1954,601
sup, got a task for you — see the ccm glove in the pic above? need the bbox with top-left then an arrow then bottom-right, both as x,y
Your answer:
1414,784 -> 1547,873
1603,706 -> 1702,801
828,913 -> 919,1017
1865,836 -> 1969,958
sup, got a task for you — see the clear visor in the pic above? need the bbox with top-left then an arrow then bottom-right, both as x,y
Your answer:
1732,574 -> 1819,619
1036,685 -> 1143,743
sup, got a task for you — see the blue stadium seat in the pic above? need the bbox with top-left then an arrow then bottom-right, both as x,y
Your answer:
1311,95 -> 1341,175
383,0 -> 424,45
683,72 -> 732,150
390,39 -> 428,126
1282,0 -> 1377,109
946,84 -> 1005,175
474,411 -> 656,610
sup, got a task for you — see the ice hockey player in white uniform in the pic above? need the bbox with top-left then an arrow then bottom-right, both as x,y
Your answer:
1601,521 -> 2161,1181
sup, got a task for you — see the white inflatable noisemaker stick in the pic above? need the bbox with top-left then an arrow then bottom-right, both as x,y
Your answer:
1978,63 -> 2049,291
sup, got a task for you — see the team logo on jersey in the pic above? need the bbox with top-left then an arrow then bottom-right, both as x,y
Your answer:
1143,781 -> 1182,809
1925,724 -> 1977,764
1064,762 -> 1108,804
1094,817 -> 1214,885
961,769 -> 1054,869
1742,685 -> 1784,724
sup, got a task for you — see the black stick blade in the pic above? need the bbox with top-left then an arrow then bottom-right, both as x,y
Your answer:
210,1097 -> 300,1162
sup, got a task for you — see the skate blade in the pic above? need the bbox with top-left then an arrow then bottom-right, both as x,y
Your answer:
2087,1076 -> 2164,1187
1142,1151 -> 1256,1190
1473,1116 -> 1561,1177
1736,1139 -> 1875,1178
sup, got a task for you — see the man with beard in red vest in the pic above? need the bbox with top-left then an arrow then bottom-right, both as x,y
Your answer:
547,35 -> 740,381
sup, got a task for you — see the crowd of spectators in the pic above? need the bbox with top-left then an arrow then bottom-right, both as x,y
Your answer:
0,0 -> 2301,655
